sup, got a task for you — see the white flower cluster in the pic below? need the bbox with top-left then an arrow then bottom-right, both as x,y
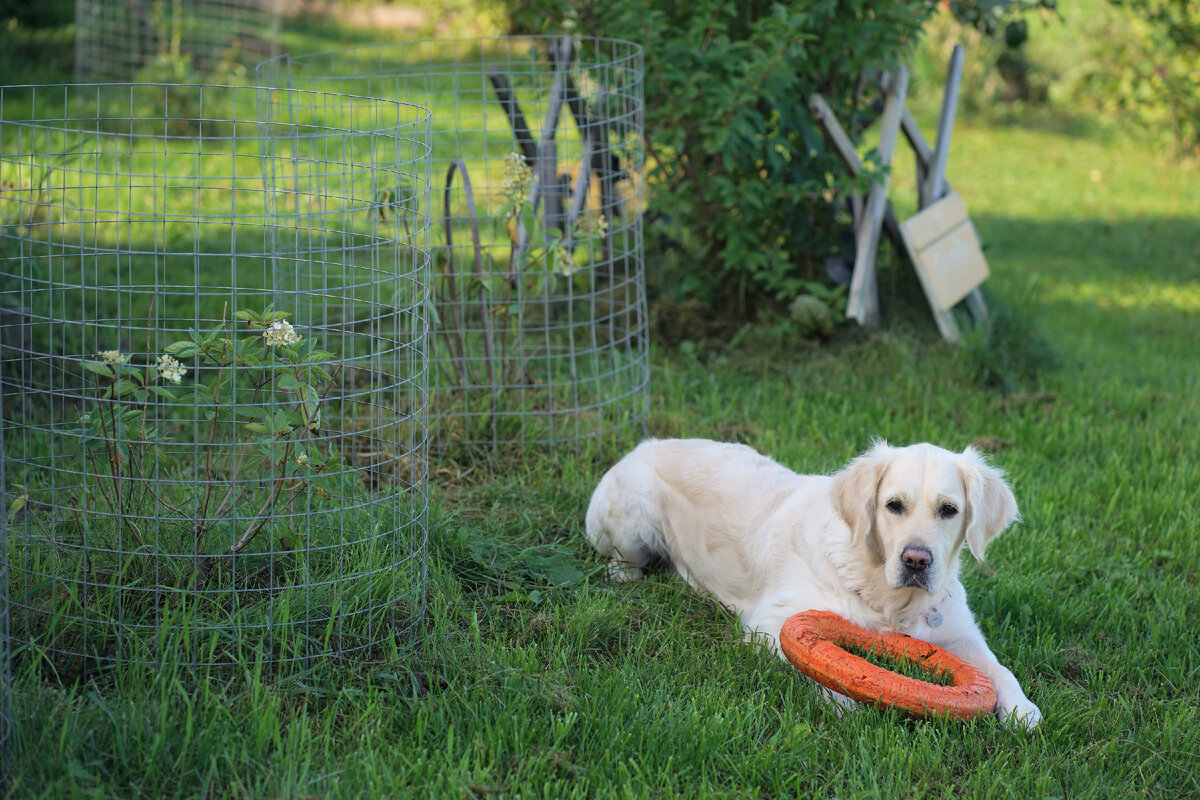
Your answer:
581,212 -> 608,240
500,151 -> 532,209
555,245 -> 579,278
263,319 -> 302,348
156,354 -> 187,384
98,349 -> 128,364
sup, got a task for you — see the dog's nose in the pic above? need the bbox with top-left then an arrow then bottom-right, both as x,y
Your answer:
901,546 -> 933,570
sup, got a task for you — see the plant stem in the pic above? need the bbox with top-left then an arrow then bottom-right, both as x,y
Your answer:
90,376 -> 145,549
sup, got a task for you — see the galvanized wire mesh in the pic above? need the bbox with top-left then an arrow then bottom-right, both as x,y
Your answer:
259,37 -> 648,453
0,418 -> 9,770
76,0 -> 280,83
0,83 -> 431,670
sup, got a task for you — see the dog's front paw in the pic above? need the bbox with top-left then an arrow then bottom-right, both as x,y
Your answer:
997,696 -> 1042,731
606,560 -> 644,582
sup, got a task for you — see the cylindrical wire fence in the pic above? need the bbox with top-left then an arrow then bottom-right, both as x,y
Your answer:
259,37 -> 648,454
76,0 -> 281,83
0,418 -> 9,770
0,83 -> 431,670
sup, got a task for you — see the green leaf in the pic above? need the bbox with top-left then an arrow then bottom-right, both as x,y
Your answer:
105,379 -> 140,399
148,385 -> 179,402
235,336 -> 267,362
524,552 -> 587,587
306,366 -> 332,384
83,361 -> 117,379
238,350 -> 263,368
243,422 -> 270,436
114,363 -> 143,378
303,400 -> 320,430
163,340 -> 197,356
259,444 -> 285,465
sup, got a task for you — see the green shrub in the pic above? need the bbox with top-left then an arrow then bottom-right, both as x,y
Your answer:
506,0 -> 939,314
915,2 -> 1061,111
1082,0 -> 1200,154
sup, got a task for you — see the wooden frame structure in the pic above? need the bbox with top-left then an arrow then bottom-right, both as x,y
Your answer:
810,46 -> 990,342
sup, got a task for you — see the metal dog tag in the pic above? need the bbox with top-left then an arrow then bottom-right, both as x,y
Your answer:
925,609 -> 944,628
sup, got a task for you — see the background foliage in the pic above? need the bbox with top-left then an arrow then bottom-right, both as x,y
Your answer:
1086,0 -> 1200,153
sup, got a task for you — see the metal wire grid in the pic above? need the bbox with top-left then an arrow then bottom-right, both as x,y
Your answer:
76,0 -> 281,83
0,415 -> 9,771
0,83 -> 431,669
259,37 -> 649,453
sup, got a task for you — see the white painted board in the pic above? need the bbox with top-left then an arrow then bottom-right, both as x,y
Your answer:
899,191 -> 989,312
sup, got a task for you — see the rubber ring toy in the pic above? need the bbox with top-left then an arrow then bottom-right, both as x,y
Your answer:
780,610 -> 997,720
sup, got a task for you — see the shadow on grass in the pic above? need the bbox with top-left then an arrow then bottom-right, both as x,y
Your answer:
871,212 -> 1198,335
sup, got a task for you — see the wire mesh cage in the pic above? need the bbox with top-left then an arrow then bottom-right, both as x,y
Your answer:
259,37 -> 649,454
0,83 -> 431,670
76,0 -> 281,83
0,427 -> 9,770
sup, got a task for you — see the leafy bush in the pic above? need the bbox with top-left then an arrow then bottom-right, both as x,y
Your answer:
917,1 -> 1061,110
0,0 -> 72,28
1080,0 -> 1200,154
506,0 -> 939,314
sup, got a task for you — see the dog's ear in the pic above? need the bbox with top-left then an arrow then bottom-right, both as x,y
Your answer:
830,440 -> 890,545
957,446 -> 1021,563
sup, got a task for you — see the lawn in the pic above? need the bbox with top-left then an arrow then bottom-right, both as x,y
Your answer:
3,7 -> 1200,799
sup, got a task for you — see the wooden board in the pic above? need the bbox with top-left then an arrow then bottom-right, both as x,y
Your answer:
899,191 -> 988,312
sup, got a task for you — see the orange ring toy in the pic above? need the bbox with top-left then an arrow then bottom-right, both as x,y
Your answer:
780,610 -> 996,720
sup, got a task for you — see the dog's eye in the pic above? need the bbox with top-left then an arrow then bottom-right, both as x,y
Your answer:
938,503 -> 959,519
885,499 -> 905,514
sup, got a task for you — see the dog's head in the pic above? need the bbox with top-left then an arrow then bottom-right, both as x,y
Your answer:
830,441 -> 1020,593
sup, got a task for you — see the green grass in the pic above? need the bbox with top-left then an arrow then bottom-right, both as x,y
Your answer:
5,9 -> 1200,800
836,640 -> 957,689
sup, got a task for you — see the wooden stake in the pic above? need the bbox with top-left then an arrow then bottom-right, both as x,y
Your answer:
846,65 -> 908,327
487,71 -> 538,163
808,92 -> 906,255
925,45 -> 964,204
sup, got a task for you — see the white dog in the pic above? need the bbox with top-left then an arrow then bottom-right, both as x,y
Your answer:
584,438 -> 1042,729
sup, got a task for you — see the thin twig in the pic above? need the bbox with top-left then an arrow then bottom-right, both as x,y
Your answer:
444,159 -> 496,392
562,127 -> 594,256
196,305 -> 231,527
440,161 -> 472,388
90,374 -> 145,549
